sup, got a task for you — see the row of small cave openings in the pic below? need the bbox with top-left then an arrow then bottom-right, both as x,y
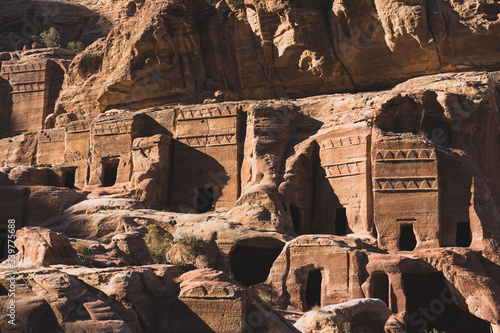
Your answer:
289,203 -> 472,251
304,269 -> 491,332
290,204 -> 348,237
61,162 -> 217,214
226,238 -> 491,332
398,221 -> 472,251
59,161 -> 120,190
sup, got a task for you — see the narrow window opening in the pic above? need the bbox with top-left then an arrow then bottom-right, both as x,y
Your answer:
290,204 -> 302,234
399,224 -> 417,251
196,187 -> 214,213
305,269 -> 322,309
102,161 -> 119,187
64,168 -> 76,189
372,273 -> 390,306
456,221 -> 472,247
335,208 -> 347,236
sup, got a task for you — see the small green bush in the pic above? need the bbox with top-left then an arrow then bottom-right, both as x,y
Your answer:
40,27 -> 61,47
67,41 -> 85,54
145,224 -> 173,264
342,322 -> 352,333
175,233 -> 207,256
310,304 -> 321,311
72,241 -> 95,267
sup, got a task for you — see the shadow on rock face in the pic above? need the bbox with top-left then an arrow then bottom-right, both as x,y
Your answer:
0,1 -> 111,51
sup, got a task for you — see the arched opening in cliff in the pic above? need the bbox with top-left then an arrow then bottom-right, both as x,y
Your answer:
64,168 -> 76,189
456,222 -> 472,247
334,207 -> 348,236
403,272 -> 491,333
102,160 -> 119,187
372,272 -> 389,306
0,228 -> 6,259
229,238 -> 285,287
196,187 -> 214,213
399,224 -> 417,251
290,204 -> 302,234
305,269 -> 322,309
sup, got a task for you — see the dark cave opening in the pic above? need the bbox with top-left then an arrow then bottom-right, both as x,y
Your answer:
404,272 -> 491,333
102,161 -> 119,187
230,238 -> 284,287
372,273 -> 390,306
456,221 -> 472,247
399,224 -> 417,251
196,187 -> 214,213
335,207 -> 347,236
305,269 -> 322,309
64,168 -> 76,189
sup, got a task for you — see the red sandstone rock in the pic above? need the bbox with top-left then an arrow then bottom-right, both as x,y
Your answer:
172,268 -> 297,333
14,227 -> 79,266
0,265 -> 142,332
294,298 -> 392,333
54,0 -> 500,118
106,232 -> 153,266
1,2 -> 500,331
28,186 -> 84,225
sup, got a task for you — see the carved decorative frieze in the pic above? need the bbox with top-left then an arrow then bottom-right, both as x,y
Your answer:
92,122 -> 132,136
67,121 -> 91,133
322,160 -> 366,178
178,105 -> 237,120
177,133 -> 237,147
320,135 -> 366,150
374,177 -> 439,192
375,149 -> 436,161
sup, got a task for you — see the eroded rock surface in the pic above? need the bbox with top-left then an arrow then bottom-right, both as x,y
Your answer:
1,1 -> 500,333
13,227 -> 79,266
294,298 -> 392,333
55,0 -> 500,118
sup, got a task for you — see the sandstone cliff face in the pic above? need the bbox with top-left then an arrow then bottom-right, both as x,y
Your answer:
2,1 -> 500,333
55,0 -> 500,119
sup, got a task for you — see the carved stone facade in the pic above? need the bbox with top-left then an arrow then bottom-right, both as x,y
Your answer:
172,105 -> 243,211
0,59 -> 67,136
0,51 -> 499,332
316,125 -> 373,238
373,140 -> 440,251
